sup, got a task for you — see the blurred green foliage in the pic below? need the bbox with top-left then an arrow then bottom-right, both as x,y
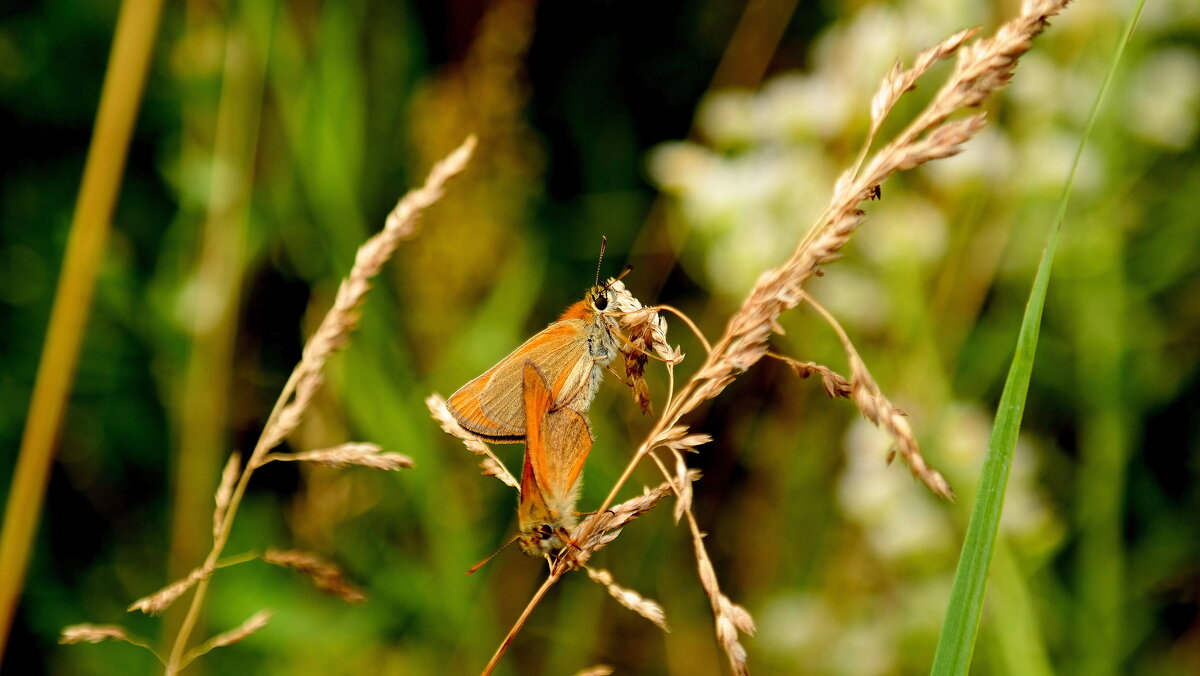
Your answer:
1,0 -> 1197,674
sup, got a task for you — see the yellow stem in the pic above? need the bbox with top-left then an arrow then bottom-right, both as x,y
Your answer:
0,0 -> 165,661
164,367 -> 302,674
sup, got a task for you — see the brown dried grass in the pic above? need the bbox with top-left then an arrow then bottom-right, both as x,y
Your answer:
261,549 -> 367,603
62,137 -> 476,674
585,567 -> 669,631
259,442 -> 414,471
179,609 -> 273,669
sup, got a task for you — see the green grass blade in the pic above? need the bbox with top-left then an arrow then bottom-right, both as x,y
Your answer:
930,2 -> 1146,673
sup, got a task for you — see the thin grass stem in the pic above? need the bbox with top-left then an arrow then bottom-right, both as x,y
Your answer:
930,1 -> 1144,671
481,572 -> 563,676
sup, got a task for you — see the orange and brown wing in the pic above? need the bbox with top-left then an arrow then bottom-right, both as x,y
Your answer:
517,362 -> 593,529
447,319 -> 593,442
540,398 -> 592,497
518,362 -> 556,526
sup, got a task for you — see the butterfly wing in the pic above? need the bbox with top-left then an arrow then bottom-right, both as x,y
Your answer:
518,362 -> 593,532
448,319 -> 595,442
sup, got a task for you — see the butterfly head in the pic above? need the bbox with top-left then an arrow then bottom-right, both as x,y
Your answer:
518,522 -> 572,556
589,284 -> 612,312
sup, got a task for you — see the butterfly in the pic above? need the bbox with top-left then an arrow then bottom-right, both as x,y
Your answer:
447,248 -> 625,443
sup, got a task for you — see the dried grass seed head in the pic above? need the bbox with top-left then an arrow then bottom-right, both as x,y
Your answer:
128,567 -> 210,615
263,549 -> 367,603
60,624 -> 133,645
426,393 -> 520,489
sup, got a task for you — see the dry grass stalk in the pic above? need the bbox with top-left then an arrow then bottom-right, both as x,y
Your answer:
143,136 -> 477,674
799,291 -> 954,498
658,425 -> 712,455
180,610 -> 273,668
629,448 -> 756,674
570,666 -> 614,676
127,566 -> 208,615
262,549 -> 367,603
688,506 -> 756,676
426,394 -> 519,489
768,293 -> 954,497
0,2 -> 165,657
848,352 -> 953,497
585,567 -> 669,631
564,471 -> 697,569
259,442 -> 414,471
673,502 -> 755,676
58,138 -> 474,670
259,135 -> 478,456
868,28 -> 979,138
212,452 -> 240,541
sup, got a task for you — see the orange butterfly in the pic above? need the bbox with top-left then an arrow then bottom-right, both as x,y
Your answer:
447,248 -> 625,443
515,361 -> 593,555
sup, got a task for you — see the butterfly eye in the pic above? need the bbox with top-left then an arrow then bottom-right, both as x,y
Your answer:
594,293 -> 608,311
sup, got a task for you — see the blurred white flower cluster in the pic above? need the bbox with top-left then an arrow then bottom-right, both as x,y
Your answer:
647,3 -> 980,296
649,0 -> 1199,298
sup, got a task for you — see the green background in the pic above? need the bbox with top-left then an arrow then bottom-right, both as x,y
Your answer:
2,0 -> 1197,674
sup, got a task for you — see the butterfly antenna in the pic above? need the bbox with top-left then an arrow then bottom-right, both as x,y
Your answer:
601,264 -> 634,291
466,534 -> 521,574
595,235 -> 607,286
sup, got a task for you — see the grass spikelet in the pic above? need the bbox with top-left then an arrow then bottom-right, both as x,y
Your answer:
127,567 -> 208,616
847,352 -> 955,500
563,473 -> 691,570
671,451 -> 693,524
609,280 -> 675,363
426,394 -> 519,489
180,610 -> 272,668
262,550 -> 366,603
59,624 -> 162,662
585,567 -> 669,631
658,425 -> 712,454
259,443 -> 413,471
692,522 -> 754,676
868,27 -> 978,134
212,452 -> 240,542
60,624 -> 133,645
59,624 -> 130,645
574,473 -> 695,546
609,278 -> 677,412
